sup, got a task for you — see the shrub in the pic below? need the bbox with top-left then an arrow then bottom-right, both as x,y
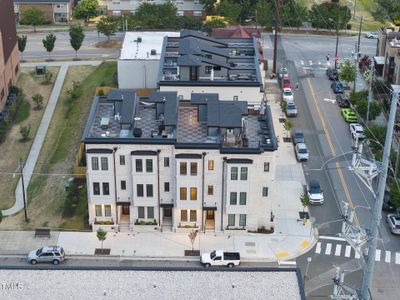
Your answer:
32,93 -> 44,109
19,124 -> 31,141
43,70 -> 53,84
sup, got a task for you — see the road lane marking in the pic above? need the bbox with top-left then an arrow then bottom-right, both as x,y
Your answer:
345,245 -> 351,257
325,243 -> 332,255
315,242 -> 322,254
385,251 -> 391,263
319,236 -> 346,241
375,249 -> 381,261
335,244 -> 342,256
396,253 -> 400,264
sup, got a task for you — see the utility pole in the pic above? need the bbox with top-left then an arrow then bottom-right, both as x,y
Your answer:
353,0 -> 357,19
366,61 -> 374,123
272,0 -> 280,75
334,14 -> 340,70
19,159 -> 28,223
360,90 -> 398,299
354,16 -> 363,93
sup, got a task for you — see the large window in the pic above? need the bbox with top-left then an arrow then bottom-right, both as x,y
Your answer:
231,167 -> 238,180
190,187 -> 197,200
205,66 -> 212,74
264,162 -> 270,172
180,162 -> 187,175
102,183 -> 110,195
146,184 -> 153,197
240,167 -> 248,180
263,187 -> 269,197
164,157 -> 170,167
164,182 -> 170,192
101,157 -> 108,170
208,185 -> 213,195
93,182 -> 100,195
147,207 -> 154,219
239,192 -> 247,205
119,155 -> 125,165
137,184 -> 144,197
230,192 -> 237,205
95,205 -> 102,217
180,187 -> 187,200
208,160 -> 214,170
121,180 -> 126,190
190,162 -> 197,175
138,207 -> 145,218
228,214 -> 235,226
190,210 -> 197,222
146,159 -> 153,172
239,214 -> 246,226
181,210 -> 187,222
136,159 -> 143,172
104,205 -> 111,217
91,157 -> 99,170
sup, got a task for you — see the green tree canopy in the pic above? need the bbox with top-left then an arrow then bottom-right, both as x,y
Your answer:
42,33 -> 57,57
20,7 -> 46,32
96,16 -> 119,40
69,25 -> 85,57
217,0 -> 241,23
202,19 -> 227,33
339,59 -> 357,84
134,3 -> 178,29
200,0 -> 219,14
73,0 -> 99,23
364,124 -> 386,152
349,90 -> 382,121
17,35 -> 27,54
309,2 -> 351,30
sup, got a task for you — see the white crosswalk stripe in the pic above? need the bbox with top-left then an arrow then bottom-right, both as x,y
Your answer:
315,242 -> 321,254
385,251 -> 391,263
345,246 -> 351,257
375,249 -> 381,262
325,243 -> 332,255
396,253 -> 400,264
335,244 -> 342,256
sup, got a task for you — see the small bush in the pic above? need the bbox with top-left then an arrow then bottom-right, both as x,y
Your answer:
19,124 -> 31,142
43,70 -> 53,84
32,93 -> 44,109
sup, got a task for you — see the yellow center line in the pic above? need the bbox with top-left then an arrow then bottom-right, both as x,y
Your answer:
306,78 -> 360,226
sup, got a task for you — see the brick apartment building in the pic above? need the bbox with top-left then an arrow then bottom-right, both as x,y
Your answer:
14,0 -> 74,23
0,0 -> 20,109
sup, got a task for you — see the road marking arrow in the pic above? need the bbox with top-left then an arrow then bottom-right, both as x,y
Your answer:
322,98 -> 336,104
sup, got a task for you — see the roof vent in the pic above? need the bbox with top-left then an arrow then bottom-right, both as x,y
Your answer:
150,49 -> 157,55
137,37 -> 142,43
133,128 -> 143,137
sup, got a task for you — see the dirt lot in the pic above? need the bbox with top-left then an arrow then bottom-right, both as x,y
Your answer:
0,67 -> 59,213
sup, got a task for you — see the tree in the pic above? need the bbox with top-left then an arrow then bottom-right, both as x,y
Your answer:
96,16 -> 119,40
300,192 -> 311,212
134,3 -> 178,29
96,228 -> 107,249
20,125 -> 31,142
349,90 -> 382,121
217,0 -> 241,23
188,229 -> 198,252
176,16 -> 203,30
364,125 -> 386,153
283,120 -> 293,138
32,94 -> 44,109
42,33 -> 57,59
69,25 -> 85,58
202,19 -> 227,33
73,0 -> 99,23
17,35 -> 27,59
200,0 -> 218,14
20,7 -> 46,32
280,1 -> 308,28
309,2 -> 351,30
389,179 -> 400,209
339,59 -> 357,86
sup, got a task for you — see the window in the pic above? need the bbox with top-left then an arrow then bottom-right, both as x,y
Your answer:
263,187 -> 269,197
101,157 -> 108,170
180,162 -> 187,175
190,187 -> 197,200
93,183 -> 100,195
208,160 -> 214,170
190,162 -> 197,175
176,10 -> 184,16
146,159 -> 153,172
208,185 -> 214,195
56,4 -> 65,8
239,192 -> 247,205
213,66 -> 221,71
136,159 -> 143,172
264,162 -> 270,172
240,167 -> 248,180
91,157 -> 99,170
95,205 -> 102,216
180,187 -> 187,200
231,167 -> 238,180
181,210 -> 187,222
119,155 -> 125,165
239,214 -> 246,226
146,184 -> 153,197
205,66 -> 212,74
228,214 -> 235,226
230,192 -> 237,205
104,205 -> 111,217
137,184 -> 144,197
164,182 -> 170,192
205,54 -> 212,59
147,207 -> 154,219
138,207 -> 145,218
121,180 -> 126,190
190,210 -> 197,222
102,183 -> 110,195
164,157 -> 170,167
233,96 -> 239,101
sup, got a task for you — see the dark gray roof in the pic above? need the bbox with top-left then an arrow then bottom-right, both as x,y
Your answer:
179,39 -> 202,55
107,89 -> 136,125
191,93 -> 219,103
180,30 -> 227,47
178,54 -> 202,66
148,91 -> 178,126
207,101 -> 248,128
131,150 -> 158,156
15,0 -> 70,2
201,57 -> 231,69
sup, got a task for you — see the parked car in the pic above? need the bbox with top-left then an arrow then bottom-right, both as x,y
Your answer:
201,250 -> 241,268
279,67 -> 288,79
341,108 -> 358,123
28,246 -> 65,265
336,93 -> 350,108
282,77 -> 292,89
331,81 -> 344,94
365,32 -> 378,39
282,88 -> 294,102
349,123 -> 365,140
286,101 -> 298,117
295,143 -> 309,161
292,129 -> 305,144
326,67 -> 338,81
386,214 -> 400,235
383,191 -> 395,211
308,180 -> 324,204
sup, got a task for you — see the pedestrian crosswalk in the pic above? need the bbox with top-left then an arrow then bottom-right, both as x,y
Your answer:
315,241 -> 400,265
295,60 -> 331,70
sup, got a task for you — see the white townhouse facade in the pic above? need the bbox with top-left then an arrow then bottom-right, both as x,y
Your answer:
83,89 -> 278,232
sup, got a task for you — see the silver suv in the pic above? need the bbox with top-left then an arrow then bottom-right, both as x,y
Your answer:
28,246 -> 65,265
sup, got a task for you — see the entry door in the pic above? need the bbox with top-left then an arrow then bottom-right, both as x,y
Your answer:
122,205 -> 130,215
164,208 -> 172,218
206,210 -> 214,220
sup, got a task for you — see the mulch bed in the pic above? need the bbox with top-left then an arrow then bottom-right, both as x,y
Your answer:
184,250 -> 200,256
94,248 -> 111,255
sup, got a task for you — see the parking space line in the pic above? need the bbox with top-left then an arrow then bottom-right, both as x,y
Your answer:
315,242 -> 322,254
385,251 -> 391,263
375,249 -> 381,262
345,246 -> 351,257
335,244 -> 342,256
325,243 -> 332,255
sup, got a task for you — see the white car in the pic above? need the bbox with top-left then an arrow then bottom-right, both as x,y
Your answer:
308,180 -> 324,204
295,143 -> 309,161
279,67 -> 288,79
349,123 -> 365,140
365,32 -> 378,39
282,88 -> 294,102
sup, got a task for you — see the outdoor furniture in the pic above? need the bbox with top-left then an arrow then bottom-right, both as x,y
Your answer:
35,228 -> 50,238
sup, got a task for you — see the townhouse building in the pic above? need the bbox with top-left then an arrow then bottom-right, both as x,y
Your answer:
14,0 -> 73,23
377,27 -> 400,84
82,89 -> 277,232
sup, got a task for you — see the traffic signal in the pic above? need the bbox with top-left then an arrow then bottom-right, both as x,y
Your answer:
335,56 -> 340,62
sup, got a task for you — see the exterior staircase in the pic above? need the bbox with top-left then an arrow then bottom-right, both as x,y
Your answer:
119,223 -> 131,232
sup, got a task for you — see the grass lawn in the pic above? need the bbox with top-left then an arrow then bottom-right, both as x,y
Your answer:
0,67 -> 59,213
9,62 -> 117,231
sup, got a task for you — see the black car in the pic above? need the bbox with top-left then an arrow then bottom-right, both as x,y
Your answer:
331,82 -> 344,94
336,93 -> 350,108
326,67 -> 338,81
383,191 -> 395,211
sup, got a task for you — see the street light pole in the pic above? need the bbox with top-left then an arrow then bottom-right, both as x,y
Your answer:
360,90 -> 398,299
19,159 -> 28,223
334,15 -> 340,70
